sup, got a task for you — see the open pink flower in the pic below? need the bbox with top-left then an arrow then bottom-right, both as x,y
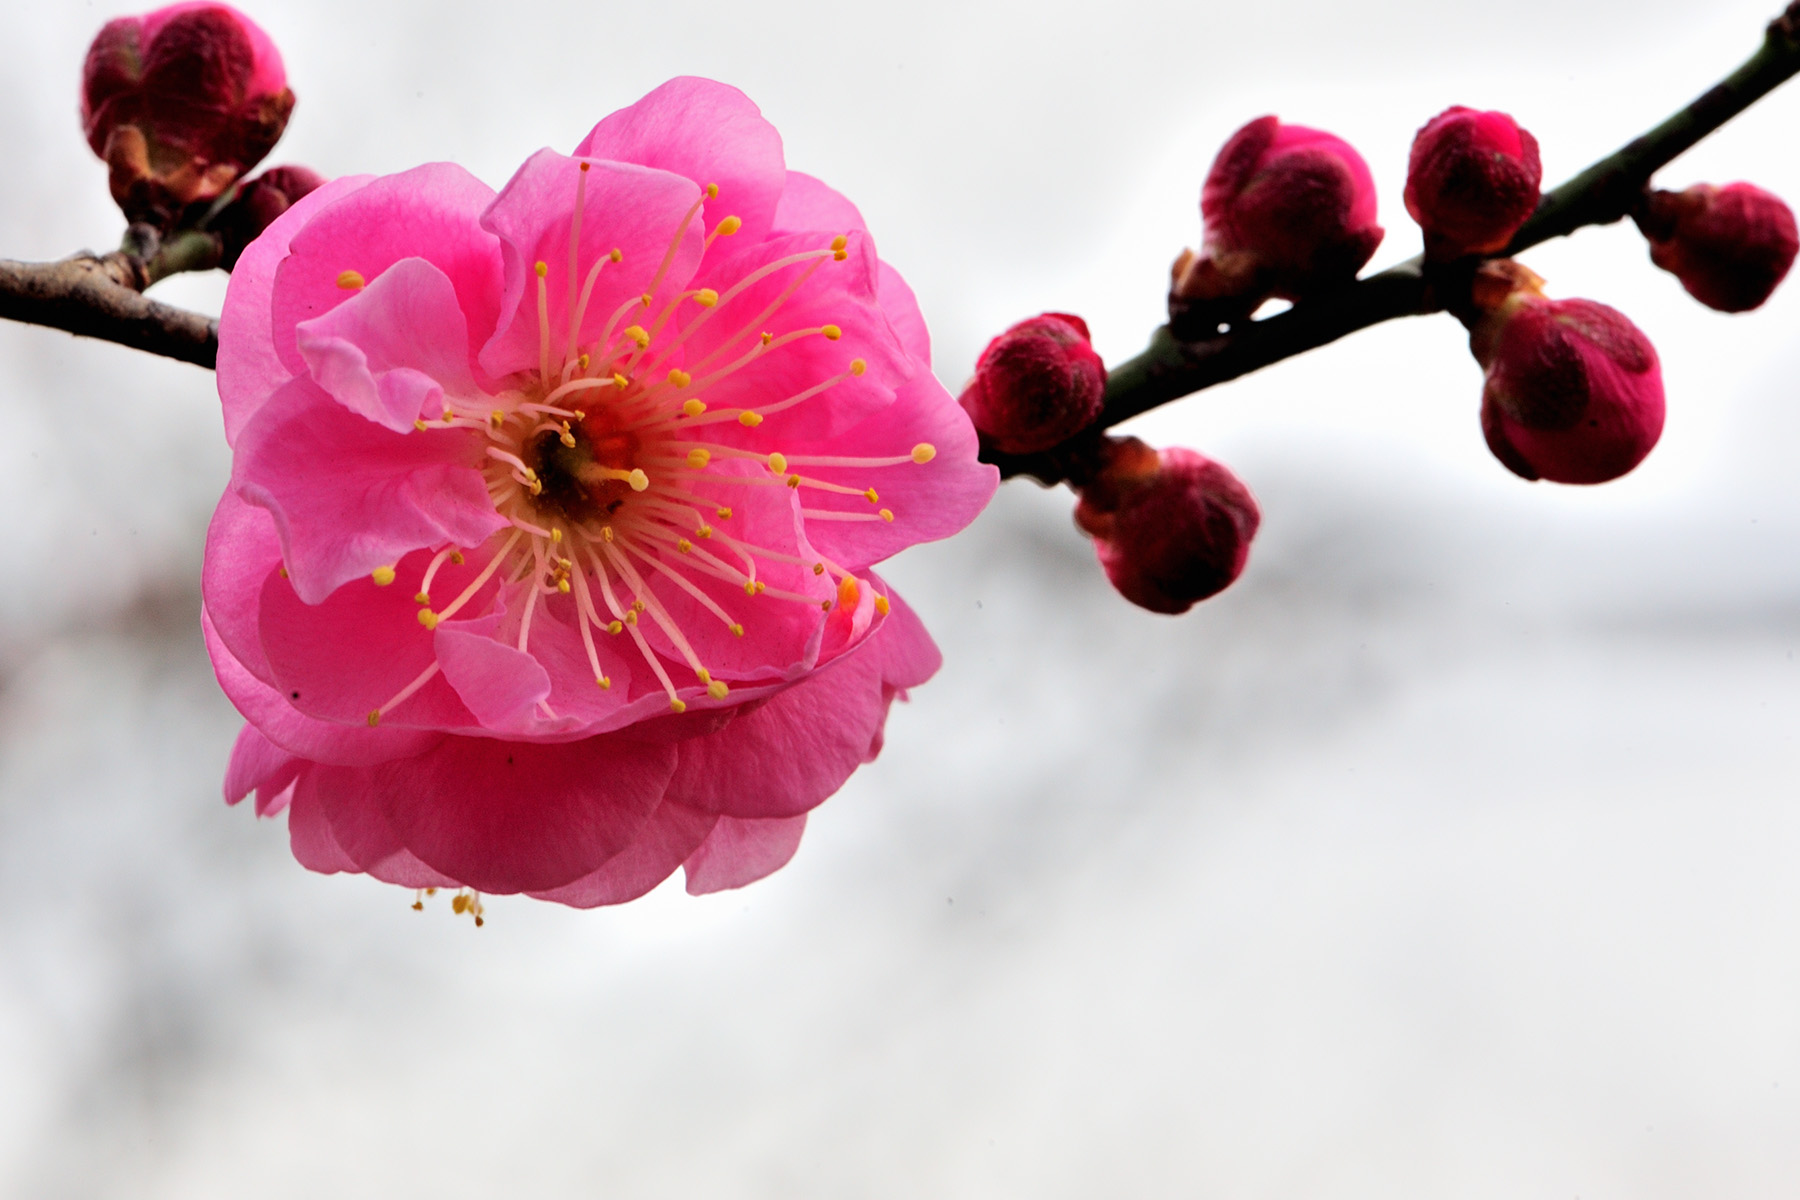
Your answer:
206,78 -> 996,908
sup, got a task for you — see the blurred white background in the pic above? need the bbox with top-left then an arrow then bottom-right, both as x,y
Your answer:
3,0 -> 1799,1195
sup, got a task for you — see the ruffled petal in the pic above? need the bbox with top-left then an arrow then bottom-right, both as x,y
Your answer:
295,257 -> 481,433
477,150 -> 704,379
272,163 -> 502,382
682,814 -> 807,894
527,800 -> 717,907
233,377 -> 508,603
201,488 -> 282,686
219,173 -> 374,444
369,733 -> 678,893
301,763 -> 463,888
575,78 -> 786,242
222,724 -> 300,816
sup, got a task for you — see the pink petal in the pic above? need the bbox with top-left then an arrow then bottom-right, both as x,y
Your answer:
680,230 -> 910,444
477,150 -> 704,379
298,764 -> 462,888
867,582 -> 942,692
682,814 -> 807,894
256,557 -> 479,730
287,785 -> 360,874
878,262 -> 931,367
201,488 -> 282,686
433,608 -> 554,734
369,734 -> 678,893
223,724 -> 299,816
233,377 -> 507,603
295,257 -> 480,433
771,170 -> 867,237
205,607 -> 443,766
219,173 -> 373,445
272,163 -> 502,381
575,77 -> 786,241
527,800 -> 718,907
787,372 -> 997,570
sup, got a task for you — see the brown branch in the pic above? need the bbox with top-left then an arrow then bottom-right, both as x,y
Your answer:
991,1 -> 1800,485
0,251 -> 218,369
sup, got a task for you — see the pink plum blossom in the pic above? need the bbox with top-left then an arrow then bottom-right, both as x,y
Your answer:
206,78 -> 997,909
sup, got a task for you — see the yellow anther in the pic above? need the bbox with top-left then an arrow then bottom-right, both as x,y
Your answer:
707,680 -> 730,700
597,676 -> 612,689
522,467 -> 538,482
442,408 -> 454,421
715,506 -> 732,519
609,247 -> 622,263
849,359 -> 867,376
822,324 -> 842,341
632,600 -> 646,613
833,248 -> 848,262
371,565 -> 397,587
367,709 -> 380,726
624,325 -> 650,348
414,419 -> 429,432
641,293 -> 653,308
670,697 -> 688,713
813,563 -> 825,575
696,668 -> 712,685
602,526 -> 615,543
452,894 -> 469,914
557,557 -> 572,568
864,488 -> 879,503
606,620 -> 623,634
912,443 -> 937,464
682,398 -> 706,417
628,468 -> 649,491
717,215 -> 742,236
879,508 -> 894,522
414,591 -> 431,604
688,449 -> 712,468
278,566 -> 288,578
695,288 -> 718,308
678,538 -> 692,553
534,261 -> 548,278
550,527 -> 564,543
820,599 -> 832,612
705,182 -> 719,198
729,623 -> 745,637
760,332 -> 773,346
450,551 -> 465,565
696,525 -> 713,538
418,610 -> 440,630
613,373 -> 629,389
830,235 -> 848,252
556,579 -> 570,593
489,410 -> 505,428
838,575 -> 860,609
874,595 -> 891,617
787,475 -> 801,488
667,368 -> 692,388
578,353 -> 590,370
768,452 -> 788,473
625,610 -> 638,626
336,269 -> 365,290
561,431 -> 576,448
744,580 -> 758,597
739,411 -> 763,427
755,581 -> 766,594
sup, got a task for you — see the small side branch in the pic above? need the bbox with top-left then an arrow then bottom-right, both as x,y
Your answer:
995,2 -> 1800,484
0,253 -> 218,369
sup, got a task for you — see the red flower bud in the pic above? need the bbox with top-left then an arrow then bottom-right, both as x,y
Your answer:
1467,263 -> 1664,485
1638,183 -> 1798,313
1404,106 -> 1542,259
80,3 -> 295,227
1074,438 -> 1260,614
959,313 -> 1107,454
1173,116 -> 1384,308
213,164 -> 324,268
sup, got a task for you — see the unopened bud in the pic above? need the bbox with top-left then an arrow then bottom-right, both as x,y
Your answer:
1637,183 -> 1798,313
213,164 -> 324,268
1405,107 -> 1542,259
959,313 -> 1106,454
1466,262 -> 1664,485
1173,116 -> 1384,312
1074,438 -> 1260,614
80,3 -> 294,228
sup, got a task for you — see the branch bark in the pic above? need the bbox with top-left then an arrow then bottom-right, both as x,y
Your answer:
0,252 -> 218,368
991,2 -> 1800,485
